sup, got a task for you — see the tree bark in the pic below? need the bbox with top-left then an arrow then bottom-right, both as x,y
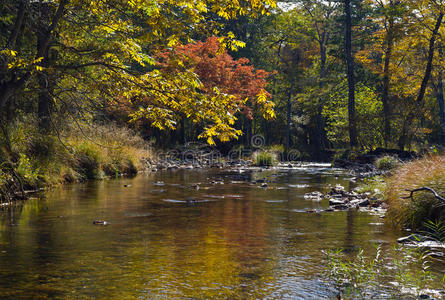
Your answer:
398,12 -> 443,150
37,2 -> 53,133
285,79 -> 295,154
0,0 -> 68,123
416,13 -> 443,105
345,0 -> 357,148
315,37 -> 327,150
6,1 -> 27,50
382,14 -> 394,147
437,44 -> 445,145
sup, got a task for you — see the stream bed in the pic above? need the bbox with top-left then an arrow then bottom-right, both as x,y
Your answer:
0,165 -> 412,299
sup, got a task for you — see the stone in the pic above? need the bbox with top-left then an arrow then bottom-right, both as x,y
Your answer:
397,234 -> 430,244
329,199 -> 346,206
304,192 -> 324,201
358,199 -> 370,207
93,220 -> 108,225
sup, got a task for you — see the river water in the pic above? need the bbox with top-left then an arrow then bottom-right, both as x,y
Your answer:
0,165 -> 401,299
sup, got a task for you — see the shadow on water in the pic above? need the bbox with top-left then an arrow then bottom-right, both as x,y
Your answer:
0,167 -> 400,298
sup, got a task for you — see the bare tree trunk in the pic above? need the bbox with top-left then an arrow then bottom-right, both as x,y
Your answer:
286,79 -> 295,154
437,44 -> 445,145
316,39 -> 327,150
37,2 -> 53,133
416,13 -> 443,104
382,15 -> 393,147
345,0 -> 357,148
398,12 -> 443,150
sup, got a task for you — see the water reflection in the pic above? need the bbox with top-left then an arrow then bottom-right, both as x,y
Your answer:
0,168 -> 399,298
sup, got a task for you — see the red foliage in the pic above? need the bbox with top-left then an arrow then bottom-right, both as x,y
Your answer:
157,36 -> 271,119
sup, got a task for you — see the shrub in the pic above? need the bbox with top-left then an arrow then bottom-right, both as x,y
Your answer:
375,155 -> 399,170
386,154 -> 445,229
75,142 -> 102,180
17,154 -> 40,188
254,151 -> 276,166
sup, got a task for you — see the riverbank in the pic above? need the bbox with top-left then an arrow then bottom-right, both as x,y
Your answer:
342,150 -> 445,231
0,122 -> 152,203
386,154 -> 445,230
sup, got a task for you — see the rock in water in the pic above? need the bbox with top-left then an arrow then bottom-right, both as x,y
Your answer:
304,191 -> 324,202
93,220 -> 108,225
329,199 -> 346,206
397,234 -> 430,244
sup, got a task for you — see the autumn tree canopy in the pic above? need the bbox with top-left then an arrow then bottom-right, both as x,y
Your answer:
0,0 -> 276,144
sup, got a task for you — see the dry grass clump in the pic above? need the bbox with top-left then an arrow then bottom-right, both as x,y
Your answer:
386,154 -> 445,229
65,123 -> 152,180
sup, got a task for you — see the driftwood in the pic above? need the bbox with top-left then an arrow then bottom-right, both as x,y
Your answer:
402,187 -> 445,203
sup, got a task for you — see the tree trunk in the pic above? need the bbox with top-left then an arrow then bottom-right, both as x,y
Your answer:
416,13 -> 443,104
245,117 -> 252,147
285,79 -> 295,154
437,44 -> 445,145
398,12 -> 443,150
315,39 -> 327,150
0,0 -> 67,125
382,15 -> 393,147
345,0 -> 357,148
37,3 -> 53,133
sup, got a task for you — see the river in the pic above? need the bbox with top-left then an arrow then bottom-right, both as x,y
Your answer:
0,165 -> 402,299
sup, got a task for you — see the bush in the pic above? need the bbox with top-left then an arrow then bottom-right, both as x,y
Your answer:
16,153 -> 40,188
75,142 -> 103,180
375,155 -> 399,170
386,154 -> 445,229
68,124 -> 151,179
254,151 -> 276,166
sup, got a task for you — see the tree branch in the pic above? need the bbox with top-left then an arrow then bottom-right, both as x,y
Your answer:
402,187 -> 445,203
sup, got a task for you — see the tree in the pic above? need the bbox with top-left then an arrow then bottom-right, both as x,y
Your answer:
299,0 -> 339,150
119,36 -> 275,144
0,0 -> 277,145
344,0 -> 358,148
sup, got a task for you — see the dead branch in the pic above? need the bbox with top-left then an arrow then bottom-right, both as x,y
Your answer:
402,187 -> 445,203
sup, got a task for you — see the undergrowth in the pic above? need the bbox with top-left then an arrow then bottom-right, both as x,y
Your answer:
0,118 -> 152,202
324,245 -> 442,299
253,151 -> 277,166
386,154 -> 445,229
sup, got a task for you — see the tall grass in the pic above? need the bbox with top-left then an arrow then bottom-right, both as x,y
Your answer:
0,118 -> 152,200
324,245 -> 438,299
386,154 -> 445,229
67,123 -> 151,180
253,151 -> 277,166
